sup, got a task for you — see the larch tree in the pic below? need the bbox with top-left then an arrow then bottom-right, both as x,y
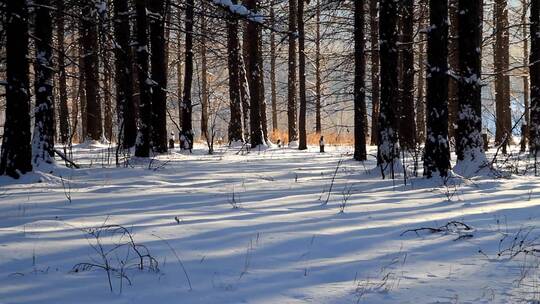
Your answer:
455,0 -> 487,175
423,0 -> 451,178
377,0 -> 400,178
0,0 -> 32,178
134,0 -> 153,157
354,0 -> 367,161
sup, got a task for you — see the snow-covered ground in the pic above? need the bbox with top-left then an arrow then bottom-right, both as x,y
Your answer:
1,144 -> 540,303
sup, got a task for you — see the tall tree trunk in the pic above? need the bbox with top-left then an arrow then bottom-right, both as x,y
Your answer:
448,0 -> 459,139
57,0 -> 70,145
298,0 -> 308,150
134,0 -> 153,157
315,0 -> 322,135
181,0 -> 195,150
270,5 -> 279,133
288,0 -> 298,145
200,3 -> 209,142
82,1 -> 102,141
494,0 -> 511,153
149,0 -> 168,153
245,0 -> 264,148
227,2 -> 245,144
455,0 -> 486,171
354,0 -> 367,161
424,0 -> 450,178
258,33 -> 269,145
377,0 -> 400,179
0,0 -> 32,178
78,35 -> 87,141
399,0 -> 416,150
33,0 -> 55,166
239,47 -> 251,139
177,7 -> 183,131
113,0 -> 136,148
530,0 -> 540,156
521,0 -> 530,152
370,0 -> 380,146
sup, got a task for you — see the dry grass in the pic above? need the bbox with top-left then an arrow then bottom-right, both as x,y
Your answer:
270,129 -> 354,146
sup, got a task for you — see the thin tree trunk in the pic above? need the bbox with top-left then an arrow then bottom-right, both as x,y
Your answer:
315,0 -> 322,135
448,0 -> 459,139
0,0 -> 32,178
354,0 -> 367,161
298,0 -> 307,150
521,0 -> 530,152
181,0 -> 195,150
424,0 -> 451,177
416,25 -> 426,144
57,0 -> 70,145
370,0 -> 380,146
494,0 -> 511,153
399,0 -> 416,150
288,0 -> 298,145
200,3 -> 209,142
227,2 -> 245,143
530,0 -> 540,155
270,6 -> 279,133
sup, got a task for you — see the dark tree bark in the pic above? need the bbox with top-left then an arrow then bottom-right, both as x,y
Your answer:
298,0 -> 307,150
82,1 -> 102,141
227,3 -> 245,144
134,0 -> 153,157
78,36 -> 87,141
258,33 -> 269,145
113,0 -> 136,148
0,0 -> 32,178
181,0 -> 195,151
200,4 -> 209,142
33,0 -> 55,165
354,0 -> 367,161
377,0 -> 400,178
423,0 -> 451,178
455,0 -> 486,166
149,0 -> 168,153
315,0 -> 322,134
245,0 -> 264,148
448,0 -> 459,139
399,0 -> 416,150
57,0 -> 70,145
370,0 -> 380,146
177,7 -> 183,131
530,0 -> 540,155
494,0 -> 511,153
288,0 -> 298,145
521,0 -> 530,152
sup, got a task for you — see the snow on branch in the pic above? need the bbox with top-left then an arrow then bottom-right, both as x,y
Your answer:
210,0 -> 264,23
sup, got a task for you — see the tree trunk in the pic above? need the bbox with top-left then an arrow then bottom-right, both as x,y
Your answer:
113,0 -> 136,148
226,3 -> 245,144
315,0 -> 322,135
521,0 -> 530,152
57,0 -> 70,145
177,7 -> 183,131
258,33 -> 269,145
134,0 -> 153,157
424,0 -> 451,178
245,0 -> 264,148
0,0 -> 32,178
377,0 -> 400,179
530,0 -> 540,156
149,0 -> 168,153
399,0 -> 416,150
200,3 -> 209,142
298,0 -> 307,150
270,6 -> 279,133
494,0 -> 511,153
448,0 -> 459,139
354,0 -> 367,161
370,0 -> 380,146
455,0 -> 486,169
288,0 -> 298,145
181,0 -> 195,150
82,1 -> 102,141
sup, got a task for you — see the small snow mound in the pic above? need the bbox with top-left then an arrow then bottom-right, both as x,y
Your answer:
288,141 -> 299,148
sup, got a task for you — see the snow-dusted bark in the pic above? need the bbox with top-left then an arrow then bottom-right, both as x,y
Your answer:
113,0 -> 136,149
0,0 -> 32,178
149,0 -> 169,153
423,0 -> 451,178
454,0 -> 487,176
134,0 -> 153,157
530,0 -> 540,155
32,0 -> 56,168
354,0 -> 367,161
377,0 -> 401,179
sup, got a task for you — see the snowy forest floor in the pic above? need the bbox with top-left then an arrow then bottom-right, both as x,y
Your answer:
2,143 -> 540,303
